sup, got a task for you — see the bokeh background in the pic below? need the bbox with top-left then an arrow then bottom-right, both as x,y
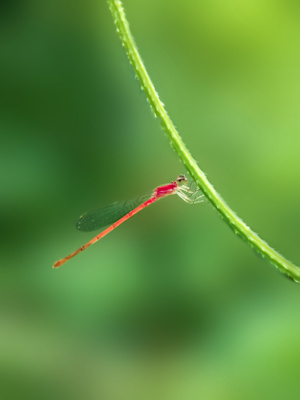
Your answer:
1,0 -> 300,399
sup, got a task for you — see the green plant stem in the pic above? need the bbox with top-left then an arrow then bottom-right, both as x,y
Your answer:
107,0 -> 300,282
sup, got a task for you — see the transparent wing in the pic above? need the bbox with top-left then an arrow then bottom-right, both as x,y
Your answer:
76,195 -> 149,232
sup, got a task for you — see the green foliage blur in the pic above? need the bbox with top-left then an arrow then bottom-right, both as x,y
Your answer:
1,0 -> 300,399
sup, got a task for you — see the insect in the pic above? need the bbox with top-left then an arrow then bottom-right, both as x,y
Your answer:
53,175 -> 203,268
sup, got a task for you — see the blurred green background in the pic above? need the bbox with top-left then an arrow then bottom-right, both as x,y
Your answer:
1,0 -> 300,399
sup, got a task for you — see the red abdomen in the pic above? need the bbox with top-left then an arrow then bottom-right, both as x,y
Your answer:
154,182 -> 178,199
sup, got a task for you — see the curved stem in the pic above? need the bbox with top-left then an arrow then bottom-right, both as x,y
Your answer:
107,0 -> 300,282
